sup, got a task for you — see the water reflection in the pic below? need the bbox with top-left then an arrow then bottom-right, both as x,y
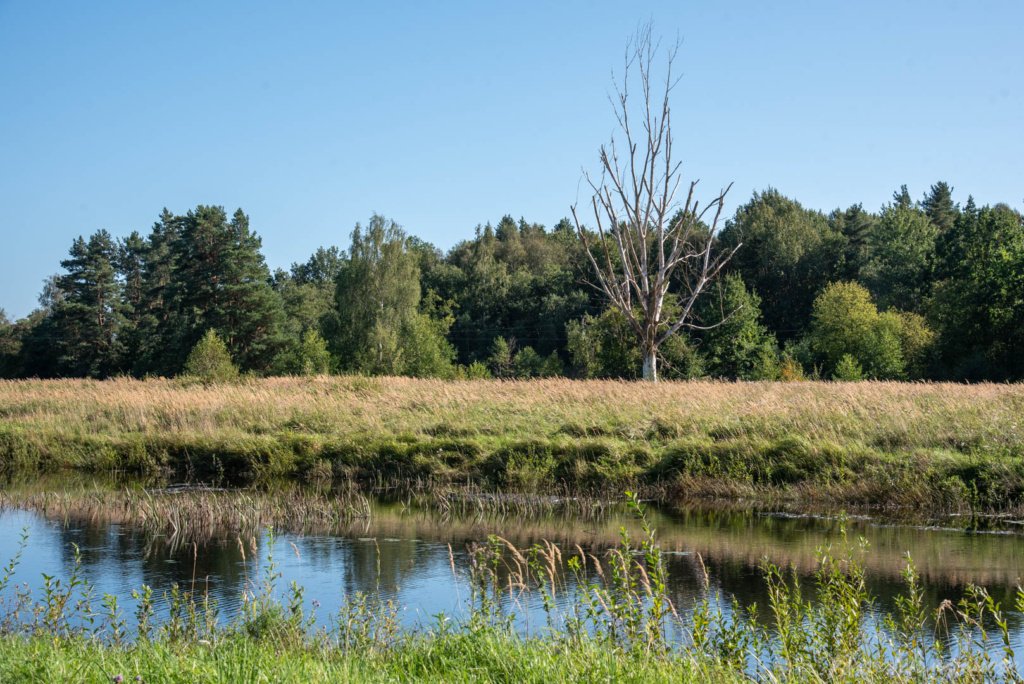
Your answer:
0,497 -> 1022,655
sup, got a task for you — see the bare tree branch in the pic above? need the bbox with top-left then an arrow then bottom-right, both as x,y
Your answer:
570,22 -> 738,381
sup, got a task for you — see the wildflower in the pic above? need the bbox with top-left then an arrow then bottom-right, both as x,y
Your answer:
112,676 -> 123,684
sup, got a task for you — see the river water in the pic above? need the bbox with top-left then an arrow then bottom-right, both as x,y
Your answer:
0,491 -> 1022,656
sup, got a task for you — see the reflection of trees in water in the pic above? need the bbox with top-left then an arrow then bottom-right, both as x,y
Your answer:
295,537 -> 431,595
53,519 -> 251,607
33,500 -> 1024,642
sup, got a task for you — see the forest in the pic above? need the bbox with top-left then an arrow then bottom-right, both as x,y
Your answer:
1,181 -> 1022,383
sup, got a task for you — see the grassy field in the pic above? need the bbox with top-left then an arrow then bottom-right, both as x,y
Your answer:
2,377 -> 1024,511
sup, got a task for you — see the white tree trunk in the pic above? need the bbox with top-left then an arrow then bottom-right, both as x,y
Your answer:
642,348 -> 658,382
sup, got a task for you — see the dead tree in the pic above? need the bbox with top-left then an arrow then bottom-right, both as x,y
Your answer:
571,25 -> 739,381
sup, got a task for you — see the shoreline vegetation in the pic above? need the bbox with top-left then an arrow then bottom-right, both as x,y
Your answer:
0,495 -> 1022,682
2,377 -> 1024,514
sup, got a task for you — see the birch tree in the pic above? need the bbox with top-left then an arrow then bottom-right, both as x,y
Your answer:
571,24 -> 738,381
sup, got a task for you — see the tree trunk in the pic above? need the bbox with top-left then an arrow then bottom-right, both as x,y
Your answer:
642,347 -> 658,382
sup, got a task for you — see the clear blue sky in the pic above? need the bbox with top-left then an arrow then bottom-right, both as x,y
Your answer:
1,1 -> 1021,319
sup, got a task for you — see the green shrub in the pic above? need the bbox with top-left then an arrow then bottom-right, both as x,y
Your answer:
294,329 -> 333,376
832,354 -> 864,381
182,330 -> 239,382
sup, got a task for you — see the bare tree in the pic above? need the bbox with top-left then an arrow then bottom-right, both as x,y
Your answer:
571,24 -> 739,381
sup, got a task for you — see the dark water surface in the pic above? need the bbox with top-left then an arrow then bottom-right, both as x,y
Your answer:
1,489 -> 1023,656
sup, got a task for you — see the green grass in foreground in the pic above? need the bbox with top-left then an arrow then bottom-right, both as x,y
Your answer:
2,377 -> 1024,511
0,634 -> 732,684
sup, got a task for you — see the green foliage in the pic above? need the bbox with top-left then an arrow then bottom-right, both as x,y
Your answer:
457,361 -> 492,380
283,329 -> 332,376
566,308 -> 642,379
778,353 -> 807,381
829,203 -> 878,281
921,181 -> 958,235
395,311 -> 457,378
512,346 -> 544,377
882,310 -> 935,379
862,199 -> 938,312
0,310 -> 20,377
485,337 -> 562,379
808,282 -> 907,379
131,206 -> 288,376
329,215 -> 455,378
486,336 -> 515,378
719,189 -> 844,339
695,273 -> 780,379
182,330 -> 239,382
931,202 -> 1024,379
3,183 -> 1022,382
272,253 -> 338,345
832,354 -> 864,381
48,230 -> 126,377
657,333 -> 706,380
511,346 -> 562,378
565,307 -> 705,380
437,216 -> 592,366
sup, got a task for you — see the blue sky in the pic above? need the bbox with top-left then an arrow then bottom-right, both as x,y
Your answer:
1,1 -> 1021,319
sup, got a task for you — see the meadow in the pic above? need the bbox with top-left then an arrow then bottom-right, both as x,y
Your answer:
2,377 -> 1024,513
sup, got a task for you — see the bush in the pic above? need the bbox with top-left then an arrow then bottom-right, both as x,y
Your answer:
458,361 -> 492,380
778,354 -> 806,381
279,329 -> 333,376
487,336 -> 515,378
566,307 -> 704,379
832,354 -> 864,381
182,330 -> 239,382
807,282 -> 934,380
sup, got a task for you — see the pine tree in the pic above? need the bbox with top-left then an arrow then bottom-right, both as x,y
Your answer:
696,273 -> 780,379
167,206 -> 287,373
116,230 -> 147,366
892,184 -> 913,209
134,209 -> 181,375
921,181 -> 958,235
50,230 -> 125,377
862,199 -> 938,313
830,204 -> 877,281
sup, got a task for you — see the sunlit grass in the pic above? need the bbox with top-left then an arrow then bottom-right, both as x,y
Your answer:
2,377 -> 1023,511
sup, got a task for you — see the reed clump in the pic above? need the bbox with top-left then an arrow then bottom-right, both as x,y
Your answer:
2,377 -> 1024,512
0,483 -> 373,550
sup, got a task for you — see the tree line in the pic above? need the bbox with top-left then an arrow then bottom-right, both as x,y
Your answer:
0,181 -> 1022,382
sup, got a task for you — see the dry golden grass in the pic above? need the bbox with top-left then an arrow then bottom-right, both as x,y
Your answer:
1,376 -> 1021,446
1,377 -> 1023,510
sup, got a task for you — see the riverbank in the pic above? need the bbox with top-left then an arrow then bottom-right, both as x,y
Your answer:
2,377 -> 1023,513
